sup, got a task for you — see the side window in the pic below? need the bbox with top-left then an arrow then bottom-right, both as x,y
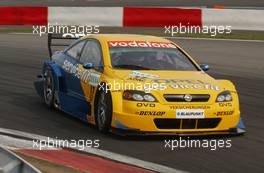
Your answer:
66,41 -> 85,59
80,40 -> 103,68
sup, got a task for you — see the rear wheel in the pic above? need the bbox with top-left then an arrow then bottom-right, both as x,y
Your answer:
96,90 -> 112,133
43,68 -> 59,109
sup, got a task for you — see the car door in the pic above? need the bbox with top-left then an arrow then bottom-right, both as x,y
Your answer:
78,39 -> 104,116
61,40 -> 87,118
63,40 -> 86,96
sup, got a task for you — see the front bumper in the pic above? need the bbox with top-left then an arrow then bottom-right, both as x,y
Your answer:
110,126 -> 246,136
110,100 -> 244,135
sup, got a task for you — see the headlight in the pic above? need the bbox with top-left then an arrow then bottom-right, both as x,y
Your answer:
132,94 -> 144,101
143,94 -> 156,102
216,90 -> 232,102
123,90 -> 157,102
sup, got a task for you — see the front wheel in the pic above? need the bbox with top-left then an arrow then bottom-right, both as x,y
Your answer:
96,90 -> 112,133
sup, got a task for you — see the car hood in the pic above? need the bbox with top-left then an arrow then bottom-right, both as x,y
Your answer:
107,70 -> 225,94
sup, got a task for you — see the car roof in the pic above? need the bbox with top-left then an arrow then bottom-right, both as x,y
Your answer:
81,34 -> 173,43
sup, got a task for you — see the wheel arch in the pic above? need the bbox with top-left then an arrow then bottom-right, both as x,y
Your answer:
43,60 -> 64,92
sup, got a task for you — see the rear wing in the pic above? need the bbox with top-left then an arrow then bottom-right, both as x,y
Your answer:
48,33 -> 79,59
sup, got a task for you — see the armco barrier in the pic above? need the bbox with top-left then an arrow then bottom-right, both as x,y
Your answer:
0,7 -> 264,30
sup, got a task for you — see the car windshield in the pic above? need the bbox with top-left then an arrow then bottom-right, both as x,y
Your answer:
109,46 -> 199,71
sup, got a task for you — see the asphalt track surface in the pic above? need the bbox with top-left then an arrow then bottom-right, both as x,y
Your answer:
0,0 -> 264,7
0,34 -> 263,173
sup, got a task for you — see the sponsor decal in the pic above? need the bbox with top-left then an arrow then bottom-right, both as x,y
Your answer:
170,105 -> 211,110
136,103 -> 156,107
136,111 -> 165,116
153,79 -> 208,84
108,41 -> 177,49
152,79 -> 220,91
219,102 -> 233,107
128,76 -> 146,82
215,111 -> 234,116
62,60 -> 100,86
130,71 -> 159,79
176,109 -> 205,119
169,84 -> 220,91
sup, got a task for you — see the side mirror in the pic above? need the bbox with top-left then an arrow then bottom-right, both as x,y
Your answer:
83,63 -> 94,69
200,64 -> 210,71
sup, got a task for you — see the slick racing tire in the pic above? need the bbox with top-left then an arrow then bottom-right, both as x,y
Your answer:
96,90 -> 112,133
43,68 -> 59,109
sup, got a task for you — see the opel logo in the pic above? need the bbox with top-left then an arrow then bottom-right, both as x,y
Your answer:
184,94 -> 192,102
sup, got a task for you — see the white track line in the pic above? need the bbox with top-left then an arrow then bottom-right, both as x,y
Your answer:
0,127 -> 188,173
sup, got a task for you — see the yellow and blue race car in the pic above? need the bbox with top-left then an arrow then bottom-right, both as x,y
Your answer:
34,34 -> 245,135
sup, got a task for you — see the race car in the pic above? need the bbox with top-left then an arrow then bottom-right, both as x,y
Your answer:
34,34 -> 245,135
